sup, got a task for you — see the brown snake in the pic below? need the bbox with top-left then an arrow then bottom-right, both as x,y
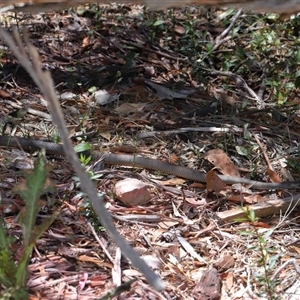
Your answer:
0,135 -> 299,190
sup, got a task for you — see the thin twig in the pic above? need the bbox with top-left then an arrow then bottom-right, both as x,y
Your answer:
253,133 -> 273,170
213,8 -> 243,51
87,221 -> 114,263
210,69 -> 265,108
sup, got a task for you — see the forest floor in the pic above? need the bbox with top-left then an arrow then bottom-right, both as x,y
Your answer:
1,3 -> 300,299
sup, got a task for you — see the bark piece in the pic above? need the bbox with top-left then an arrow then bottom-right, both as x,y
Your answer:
192,268 -> 222,300
216,194 -> 300,223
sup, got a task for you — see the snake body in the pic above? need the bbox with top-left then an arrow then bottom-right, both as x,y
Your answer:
0,135 -> 299,190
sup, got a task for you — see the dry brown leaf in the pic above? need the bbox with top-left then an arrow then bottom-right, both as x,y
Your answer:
267,168 -> 282,183
204,149 -> 240,177
78,255 -> 107,267
0,89 -> 11,98
190,182 -> 207,189
206,169 -> 227,193
244,194 -> 266,204
227,194 -> 265,204
227,194 -> 245,203
225,271 -> 234,291
214,254 -> 235,272
152,228 -> 167,241
174,25 -> 186,35
160,178 -> 186,186
114,102 -> 147,114
253,221 -> 271,228
158,221 -> 179,230
211,86 -> 240,107
184,197 -> 207,206
95,117 -> 110,140
89,275 -> 109,288
81,36 -> 90,48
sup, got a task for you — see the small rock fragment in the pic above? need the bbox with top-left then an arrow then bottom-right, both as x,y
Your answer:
114,178 -> 152,206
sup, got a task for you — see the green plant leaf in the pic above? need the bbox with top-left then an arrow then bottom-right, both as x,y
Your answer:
263,228 -> 274,239
15,211 -> 58,287
0,248 -> 17,286
153,20 -> 165,26
293,49 -> 300,64
218,8 -> 235,20
11,151 -> 58,287
0,221 -> 15,250
234,217 -> 249,223
295,75 -> 300,88
249,209 -> 257,222
74,142 -> 92,153
13,150 -> 54,248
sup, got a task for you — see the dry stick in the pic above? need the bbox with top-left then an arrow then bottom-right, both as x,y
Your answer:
253,133 -> 273,171
0,27 -> 164,292
87,222 -> 114,263
212,8 -> 243,51
210,69 -> 265,108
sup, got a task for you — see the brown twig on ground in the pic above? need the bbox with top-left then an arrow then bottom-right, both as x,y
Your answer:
253,133 -> 273,170
209,69 -> 265,108
212,8 -> 243,51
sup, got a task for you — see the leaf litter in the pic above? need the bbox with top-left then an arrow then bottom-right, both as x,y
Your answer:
0,3 -> 300,299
